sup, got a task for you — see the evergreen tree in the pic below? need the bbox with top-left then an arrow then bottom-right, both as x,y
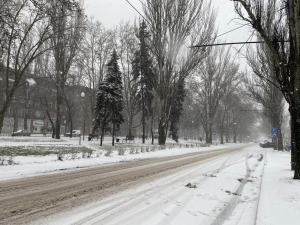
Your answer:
132,20 -> 155,143
94,49 -> 124,146
169,81 -> 186,142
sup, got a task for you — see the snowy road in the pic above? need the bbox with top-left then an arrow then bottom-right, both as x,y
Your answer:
1,144 -> 265,225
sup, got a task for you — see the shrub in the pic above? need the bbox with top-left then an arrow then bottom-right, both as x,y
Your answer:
57,152 -> 64,161
0,156 -> 6,165
7,156 -> 14,165
130,147 -> 135,154
87,150 -> 93,158
145,147 -> 150,152
71,153 -> 77,160
105,149 -> 113,157
135,148 -> 139,154
96,150 -> 103,157
141,147 -> 145,153
118,147 -> 126,155
159,146 -> 166,150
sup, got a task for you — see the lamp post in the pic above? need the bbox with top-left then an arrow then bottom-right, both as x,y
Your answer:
234,123 -> 237,143
79,92 -> 85,145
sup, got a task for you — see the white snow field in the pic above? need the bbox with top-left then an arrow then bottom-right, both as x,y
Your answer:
0,136 -> 299,225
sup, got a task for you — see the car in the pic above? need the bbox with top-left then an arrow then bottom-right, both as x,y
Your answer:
259,140 -> 268,147
260,141 -> 275,148
64,130 -> 81,137
11,129 -> 31,136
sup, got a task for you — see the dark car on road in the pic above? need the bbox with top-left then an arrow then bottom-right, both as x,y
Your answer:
260,140 -> 275,148
11,129 -> 31,136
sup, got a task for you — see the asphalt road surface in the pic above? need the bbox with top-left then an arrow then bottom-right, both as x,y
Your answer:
0,145 -> 252,225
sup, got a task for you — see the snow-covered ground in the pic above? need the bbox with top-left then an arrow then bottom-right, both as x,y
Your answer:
0,136 -> 244,181
1,136 -> 299,224
256,149 -> 300,225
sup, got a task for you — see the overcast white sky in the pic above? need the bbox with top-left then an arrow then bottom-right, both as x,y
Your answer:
84,0 -> 253,68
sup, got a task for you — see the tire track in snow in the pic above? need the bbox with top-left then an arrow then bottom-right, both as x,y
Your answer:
209,153 -> 264,225
62,148 -> 251,225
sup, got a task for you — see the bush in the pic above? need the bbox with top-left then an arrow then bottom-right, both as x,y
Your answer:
0,155 -> 6,165
130,147 -> 135,154
87,150 -> 93,158
146,147 -> 150,152
151,146 -> 156,152
159,146 -> 166,150
7,156 -> 14,165
135,148 -> 140,154
105,149 -> 113,157
118,147 -> 126,155
96,150 -> 103,157
71,153 -> 77,160
141,147 -> 145,153
57,152 -> 64,161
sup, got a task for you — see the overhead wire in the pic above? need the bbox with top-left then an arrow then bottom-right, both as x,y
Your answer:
125,0 -> 257,50
125,0 -> 149,24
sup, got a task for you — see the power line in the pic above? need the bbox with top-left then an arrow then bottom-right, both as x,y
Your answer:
125,0 -> 190,49
125,0 -> 149,24
133,1 -> 253,47
190,40 -> 289,48
126,0 -> 259,51
215,23 -> 249,40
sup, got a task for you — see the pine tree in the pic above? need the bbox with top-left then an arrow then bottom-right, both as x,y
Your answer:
132,20 -> 155,143
169,81 -> 186,143
94,49 -> 124,146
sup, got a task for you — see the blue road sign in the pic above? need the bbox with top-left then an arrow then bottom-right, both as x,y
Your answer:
271,127 -> 277,137
212,131 -> 217,135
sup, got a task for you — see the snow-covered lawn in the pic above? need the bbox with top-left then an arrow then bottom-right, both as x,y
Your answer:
0,136 -> 241,181
0,137 -> 66,142
1,136 -> 299,225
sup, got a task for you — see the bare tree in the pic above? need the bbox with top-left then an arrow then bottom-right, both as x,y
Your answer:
244,44 -> 285,150
77,19 -> 115,134
49,1 -> 85,139
191,46 -> 239,144
0,0 -> 52,133
143,0 -> 216,145
117,22 -> 141,137
215,79 -> 241,144
0,0 -> 83,134
233,0 -> 300,178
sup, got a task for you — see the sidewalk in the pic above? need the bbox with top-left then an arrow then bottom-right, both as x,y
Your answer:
256,150 -> 300,225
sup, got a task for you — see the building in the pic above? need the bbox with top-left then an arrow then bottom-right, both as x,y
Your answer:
0,65 -> 92,135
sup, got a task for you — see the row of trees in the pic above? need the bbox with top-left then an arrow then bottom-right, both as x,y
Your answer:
90,0 -> 218,146
0,0 -> 85,139
232,0 -> 300,178
0,0 -> 296,179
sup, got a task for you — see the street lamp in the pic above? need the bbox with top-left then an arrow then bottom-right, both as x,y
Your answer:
234,123 -> 237,143
79,92 -> 85,145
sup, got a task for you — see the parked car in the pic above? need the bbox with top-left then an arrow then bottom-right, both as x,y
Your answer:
64,130 -> 81,137
260,141 -> 275,148
11,129 -> 31,136
259,140 -> 268,147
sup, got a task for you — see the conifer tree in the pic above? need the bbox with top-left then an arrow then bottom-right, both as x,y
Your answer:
94,49 -> 124,146
169,81 -> 186,142
132,20 -> 155,143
